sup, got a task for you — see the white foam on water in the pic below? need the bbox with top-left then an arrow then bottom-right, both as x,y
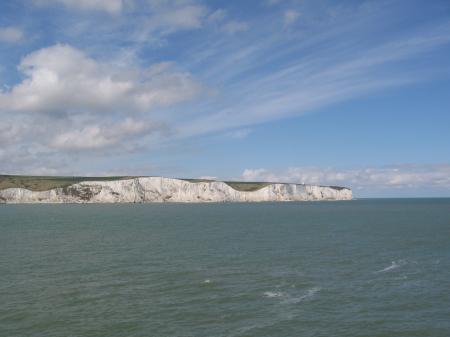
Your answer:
203,279 -> 211,284
375,260 -> 405,273
263,291 -> 285,298
230,312 -> 296,337
283,287 -> 320,304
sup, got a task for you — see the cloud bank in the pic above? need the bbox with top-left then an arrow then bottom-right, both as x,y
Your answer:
240,164 -> 450,196
0,44 -> 201,170
0,44 -> 201,115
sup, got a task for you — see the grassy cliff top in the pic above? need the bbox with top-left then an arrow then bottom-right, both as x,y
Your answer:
0,175 -> 348,192
0,175 -> 272,192
0,175 -> 135,192
181,178 -> 271,192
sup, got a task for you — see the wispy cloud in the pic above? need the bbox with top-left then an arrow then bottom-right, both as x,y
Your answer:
225,128 -> 253,139
207,9 -> 227,23
135,2 -> 210,41
33,0 -> 124,14
0,27 -> 23,43
284,9 -> 300,26
221,20 -> 249,34
177,17 -> 450,137
50,118 -> 158,150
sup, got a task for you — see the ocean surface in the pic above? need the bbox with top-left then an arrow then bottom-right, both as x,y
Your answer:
1,199 -> 449,337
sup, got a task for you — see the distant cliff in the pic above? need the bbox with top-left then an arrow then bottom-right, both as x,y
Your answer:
0,177 -> 352,203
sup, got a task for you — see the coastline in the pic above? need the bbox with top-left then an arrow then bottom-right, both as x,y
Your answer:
0,176 -> 352,204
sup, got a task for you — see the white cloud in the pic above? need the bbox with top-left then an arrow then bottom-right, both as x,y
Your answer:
208,9 -> 227,22
0,122 -> 23,145
239,164 -> 450,190
34,0 -> 124,14
151,4 -> 207,30
197,175 -> 217,180
225,128 -> 252,139
51,118 -> 154,150
0,43 -> 202,163
0,44 -> 202,115
284,9 -> 300,26
0,27 -> 23,43
136,2 -> 209,39
221,21 -> 249,34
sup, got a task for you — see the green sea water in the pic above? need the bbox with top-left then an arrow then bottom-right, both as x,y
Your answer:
1,199 -> 449,337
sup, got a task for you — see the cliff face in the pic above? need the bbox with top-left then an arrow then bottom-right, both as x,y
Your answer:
0,177 -> 352,203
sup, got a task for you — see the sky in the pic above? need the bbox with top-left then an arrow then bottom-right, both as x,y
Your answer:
0,0 -> 450,197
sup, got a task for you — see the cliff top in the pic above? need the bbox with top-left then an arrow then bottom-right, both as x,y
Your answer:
0,175 -> 134,192
0,175 -> 349,192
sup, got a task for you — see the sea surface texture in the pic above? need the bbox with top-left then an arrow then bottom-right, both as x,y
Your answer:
1,199 -> 449,337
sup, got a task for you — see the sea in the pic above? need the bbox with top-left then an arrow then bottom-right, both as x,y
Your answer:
1,199 -> 449,337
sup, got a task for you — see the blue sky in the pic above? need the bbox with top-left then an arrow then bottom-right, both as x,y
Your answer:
0,0 -> 450,197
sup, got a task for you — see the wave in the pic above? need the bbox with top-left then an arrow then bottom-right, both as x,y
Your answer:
263,287 -> 320,304
282,287 -> 320,304
375,260 -> 405,273
263,291 -> 285,298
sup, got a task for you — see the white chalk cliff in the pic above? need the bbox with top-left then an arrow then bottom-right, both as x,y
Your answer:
0,177 -> 352,203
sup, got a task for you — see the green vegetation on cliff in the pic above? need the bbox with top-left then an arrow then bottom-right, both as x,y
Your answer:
1,175 -> 347,193
224,182 -> 271,192
1,175 -> 273,192
180,179 -> 271,191
0,175 -> 134,192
